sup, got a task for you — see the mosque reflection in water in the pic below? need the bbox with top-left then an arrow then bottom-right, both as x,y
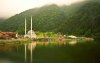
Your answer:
0,40 -> 78,63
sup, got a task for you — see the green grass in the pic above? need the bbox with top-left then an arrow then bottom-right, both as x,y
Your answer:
0,38 -> 32,44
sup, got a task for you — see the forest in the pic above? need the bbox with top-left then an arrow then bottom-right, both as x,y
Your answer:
0,0 -> 100,38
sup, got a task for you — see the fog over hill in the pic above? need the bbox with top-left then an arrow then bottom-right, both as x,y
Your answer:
0,0 -> 100,37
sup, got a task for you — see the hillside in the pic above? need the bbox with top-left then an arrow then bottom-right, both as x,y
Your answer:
0,0 -> 100,37
59,1 -> 100,37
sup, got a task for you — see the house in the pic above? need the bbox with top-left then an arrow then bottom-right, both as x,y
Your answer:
67,35 -> 77,39
0,32 -> 17,39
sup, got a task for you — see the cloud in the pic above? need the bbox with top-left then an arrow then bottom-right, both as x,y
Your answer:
0,0 -> 85,18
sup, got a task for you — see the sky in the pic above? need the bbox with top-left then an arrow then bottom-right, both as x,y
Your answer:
0,0 -> 85,18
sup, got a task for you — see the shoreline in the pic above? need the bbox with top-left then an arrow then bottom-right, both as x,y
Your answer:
0,37 -> 94,43
0,38 -> 32,44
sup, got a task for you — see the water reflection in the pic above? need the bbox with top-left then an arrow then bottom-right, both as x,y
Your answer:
28,42 -> 37,51
31,43 -> 32,63
0,40 -> 95,63
0,59 -> 14,63
0,43 -> 15,52
35,40 -> 78,46
68,40 -> 77,45
24,44 -> 27,63
24,42 -> 37,63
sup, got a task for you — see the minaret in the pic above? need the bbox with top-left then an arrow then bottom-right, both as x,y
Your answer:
30,16 -> 32,39
25,18 -> 27,35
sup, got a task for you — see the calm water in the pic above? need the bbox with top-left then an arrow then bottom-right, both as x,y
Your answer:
0,40 -> 100,63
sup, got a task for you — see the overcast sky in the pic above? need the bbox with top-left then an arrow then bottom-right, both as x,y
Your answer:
0,0 -> 84,18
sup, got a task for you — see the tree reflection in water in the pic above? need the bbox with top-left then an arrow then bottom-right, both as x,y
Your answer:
0,40 -> 96,63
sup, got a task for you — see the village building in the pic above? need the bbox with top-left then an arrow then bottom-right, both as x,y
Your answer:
0,32 -> 17,39
24,16 -> 37,39
24,30 -> 37,38
67,35 -> 77,39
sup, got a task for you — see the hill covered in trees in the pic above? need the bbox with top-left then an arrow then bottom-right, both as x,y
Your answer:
0,0 -> 100,37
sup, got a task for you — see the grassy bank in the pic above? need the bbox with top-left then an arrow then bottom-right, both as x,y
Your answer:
0,38 -> 32,44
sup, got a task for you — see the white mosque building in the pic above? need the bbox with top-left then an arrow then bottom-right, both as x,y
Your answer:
24,16 -> 37,39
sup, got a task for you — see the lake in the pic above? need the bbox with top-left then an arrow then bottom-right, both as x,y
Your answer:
0,39 -> 100,63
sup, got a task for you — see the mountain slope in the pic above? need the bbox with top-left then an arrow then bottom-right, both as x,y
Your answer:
0,0 -> 100,37
59,1 -> 100,36
0,4 -> 76,34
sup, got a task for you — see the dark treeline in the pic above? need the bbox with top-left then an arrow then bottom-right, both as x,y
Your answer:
0,0 -> 100,37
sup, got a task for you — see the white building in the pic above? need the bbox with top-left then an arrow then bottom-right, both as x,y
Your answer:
24,16 -> 37,39
24,30 -> 37,38
67,35 -> 77,39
